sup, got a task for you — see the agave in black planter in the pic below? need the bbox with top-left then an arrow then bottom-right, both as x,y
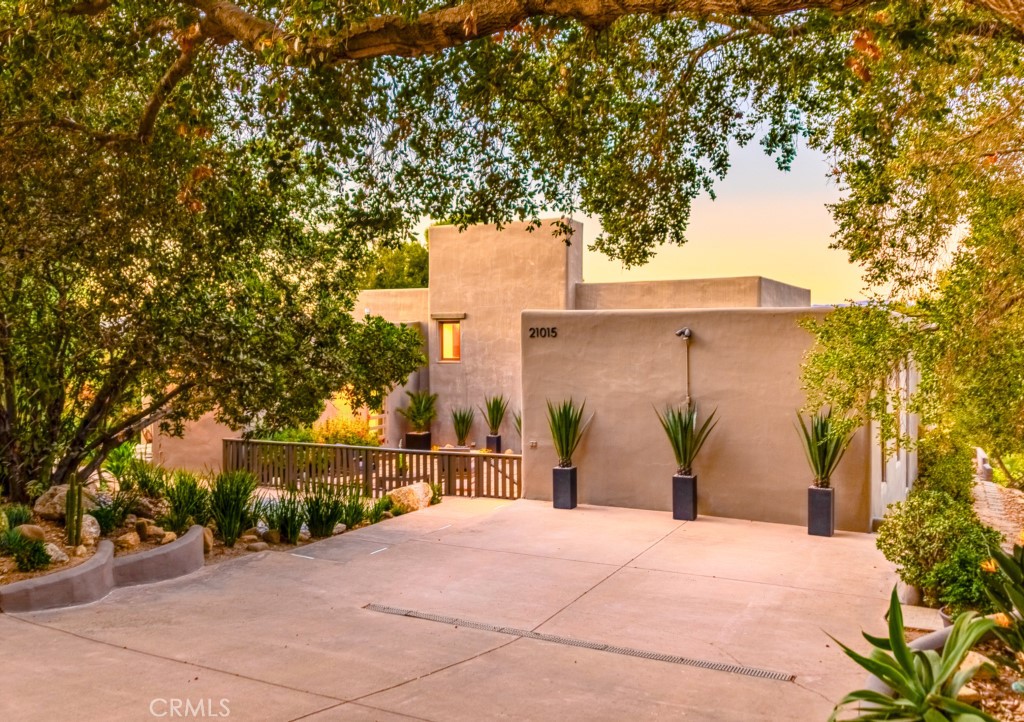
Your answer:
397,390 -> 438,450
546,398 -> 593,509
480,394 -> 509,452
797,409 -> 854,537
655,401 -> 717,521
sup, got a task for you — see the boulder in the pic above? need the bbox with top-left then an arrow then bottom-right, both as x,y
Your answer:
244,527 -> 261,539
262,529 -> 281,544
239,534 -> 260,544
14,524 -> 45,542
381,511 -> 394,520
146,525 -> 165,540
960,651 -> 996,680
115,531 -> 140,550
957,685 -> 981,704
81,514 -> 101,546
386,482 -> 432,514
135,520 -> 150,541
33,484 -> 97,521
160,531 -> 177,545
332,523 -> 347,536
298,532 -> 311,543
132,497 -> 167,520
202,527 -> 214,554
125,514 -> 138,527
72,545 -> 88,557
246,542 -> 269,552
43,543 -> 69,564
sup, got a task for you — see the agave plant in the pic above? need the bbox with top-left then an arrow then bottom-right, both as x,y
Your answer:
655,402 -> 717,476
546,398 -> 593,468
513,411 -> 522,438
397,390 -> 438,433
480,395 -> 509,435
797,409 -> 854,489
982,538 -> 1024,653
451,406 -> 475,446
829,587 -> 997,722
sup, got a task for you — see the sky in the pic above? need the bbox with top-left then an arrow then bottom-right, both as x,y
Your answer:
580,142 -> 869,305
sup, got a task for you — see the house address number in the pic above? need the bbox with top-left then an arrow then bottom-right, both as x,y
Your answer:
528,327 -> 558,338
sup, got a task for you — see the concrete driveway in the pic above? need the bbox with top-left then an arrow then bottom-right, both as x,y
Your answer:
3,499 -> 895,721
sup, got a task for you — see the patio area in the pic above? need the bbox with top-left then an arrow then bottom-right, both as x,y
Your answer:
3,498 -> 895,721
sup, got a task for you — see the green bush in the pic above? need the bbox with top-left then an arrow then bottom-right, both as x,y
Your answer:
992,452 -> 1024,487
119,459 -> 170,498
0,527 -> 24,554
914,433 -> 975,503
305,483 -> 347,537
338,489 -> 366,529
877,489 -> 1000,611
90,489 -> 139,535
264,491 -> 305,544
13,538 -> 50,572
365,496 -> 392,524
102,441 -> 137,482
161,471 -> 211,535
210,471 -> 259,547
4,503 -> 33,527
259,427 -> 316,443
429,482 -> 443,506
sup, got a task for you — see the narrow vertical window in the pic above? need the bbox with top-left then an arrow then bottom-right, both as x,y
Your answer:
439,321 -> 461,361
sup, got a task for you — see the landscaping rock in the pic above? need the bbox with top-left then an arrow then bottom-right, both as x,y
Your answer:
202,527 -> 214,554
298,532 -> 311,543
44,543 -> 69,564
125,514 -> 138,527
386,482 -> 432,514
146,525 -> 165,540
115,531 -> 140,550
72,545 -> 88,557
244,527 -> 260,539
14,524 -> 45,542
135,520 -> 150,541
81,514 -> 101,546
332,523 -> 347,535
246,542 -> 269,552
239,534 -> 260,544
262,529 -> 281,544
381,511 -> 394,520
160,532 -> 177,545
960,651 -> 996,680
132,497 -> 167,520
957,685 -> 981,704
33,484 -> 97,521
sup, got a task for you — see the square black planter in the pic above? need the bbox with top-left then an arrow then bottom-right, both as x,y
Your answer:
486,434 -> 502,453
553,466 -> 577,509
405,432 -> 432,451
672,474 -> 697,521
808,486 -> 835,537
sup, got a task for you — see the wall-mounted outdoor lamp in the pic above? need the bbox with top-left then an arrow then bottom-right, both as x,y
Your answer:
675,327 -> 692,403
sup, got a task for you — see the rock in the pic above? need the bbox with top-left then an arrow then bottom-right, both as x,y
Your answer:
115,531 -> 140,550
246,542 -> 269,552
239,534 -> 260,544
44,543 -> 69,564
160,532 -> 177,545
33,484 -> 97,521
146,525 -> 165,540
957,685 -> 981,704
135,520 -> 150,541
262,529 -> 281,544
132,497 -> 167,520
298,532 -> 311,543
14,524 -> 45,542
386,482 -> 432,514
332,523 -> 347,536
961,651 -> 997,680
202,527 -> 214,554
72,545 -> 88,557
81,514 -> 101,546
125,514 -> 138,527
381,511 -> 394,520
244,527 -> 261,538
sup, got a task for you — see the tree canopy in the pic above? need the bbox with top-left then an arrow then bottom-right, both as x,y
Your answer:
360,241 -> 429,289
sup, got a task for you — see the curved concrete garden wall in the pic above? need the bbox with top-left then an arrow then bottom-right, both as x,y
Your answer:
0,525 -> 205,613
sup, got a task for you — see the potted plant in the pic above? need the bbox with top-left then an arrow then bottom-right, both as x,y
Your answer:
397,390 -> 438,450
513,411 -> 522,452
481,395 -> 509,452
451,406 -> 475,448
797,409 -> 854,537
546,398 -> 593,509
655,401 -> 718,521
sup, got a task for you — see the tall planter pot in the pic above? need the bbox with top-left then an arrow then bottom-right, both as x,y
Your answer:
807,486 -> 835,537
553,466 -> 577,509
405,432 -> 432,451
672,474 -> 697,521
486,434 -> 502,453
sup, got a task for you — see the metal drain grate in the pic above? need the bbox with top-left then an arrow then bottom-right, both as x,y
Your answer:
363,603 -> 795,683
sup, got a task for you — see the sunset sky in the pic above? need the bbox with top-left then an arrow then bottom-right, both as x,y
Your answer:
581,142 -> 870,305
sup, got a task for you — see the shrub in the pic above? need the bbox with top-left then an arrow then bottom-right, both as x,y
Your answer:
102,441 -> 137,482
161,471 -> 211,535
429,482 -> 443,506
796,409 -> 853,488
992,452 -> 1024,488
337,488 -> 366,529
313,417 -> 380,447
481,395 -> 509,436
264,492 -> 305,544
451,407 -> 475,446
915,433 -> 975,503
90,489 -> 140,535
365,496 -> 392,524
305,483 -> 346,537
0,527 -> 24,554
13,538 -> 50,572
546,398 -> 593,467
877,489 -> 1001,610
655,401 -> 717,476
209,471 -> 259,547
119,458 -> 170,498
397,390 -> 438,433
4,503 -> 33,527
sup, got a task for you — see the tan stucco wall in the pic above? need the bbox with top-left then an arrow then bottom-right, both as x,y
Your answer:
152,414 -> 240,474
575,276 -> 809,310
356,288 -> 429,323
519,308 -> 873,532
424,219 -> 582,449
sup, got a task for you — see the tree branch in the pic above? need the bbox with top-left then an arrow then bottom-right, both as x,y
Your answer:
138,41 -> 206,142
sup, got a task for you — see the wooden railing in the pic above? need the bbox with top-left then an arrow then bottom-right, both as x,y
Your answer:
222,439 -> 522,500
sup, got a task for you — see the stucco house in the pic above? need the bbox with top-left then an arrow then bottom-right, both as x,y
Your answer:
154,219 -> 916,532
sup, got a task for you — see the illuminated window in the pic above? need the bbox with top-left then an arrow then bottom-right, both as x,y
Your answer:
439,321 -> 461,362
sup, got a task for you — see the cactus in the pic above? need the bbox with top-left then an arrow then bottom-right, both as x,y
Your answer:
65,475 -> 84,546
